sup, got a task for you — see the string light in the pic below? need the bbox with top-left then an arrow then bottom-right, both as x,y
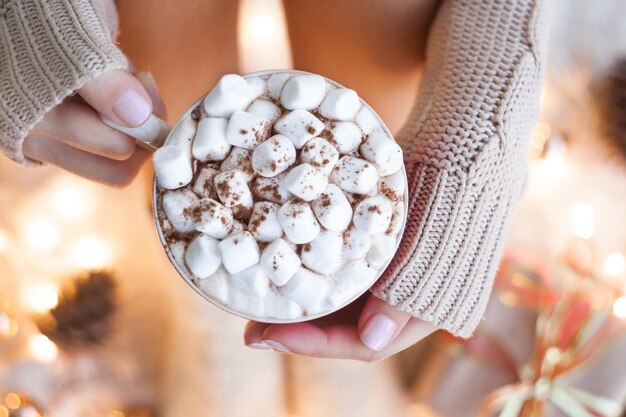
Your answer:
69,235 -> 113,269
613,296 -> 626,318
22,219 -> 60,252
28,334 -> 58,363
604,252 -> 625,277
20,282 -> 58,313
569,204 -> 594,239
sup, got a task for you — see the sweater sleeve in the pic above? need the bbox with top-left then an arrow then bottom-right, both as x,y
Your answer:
0,0 -> 127,165
371,0 -> 552,337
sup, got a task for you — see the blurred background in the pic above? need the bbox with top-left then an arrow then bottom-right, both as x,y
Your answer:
1,0 -> 626,416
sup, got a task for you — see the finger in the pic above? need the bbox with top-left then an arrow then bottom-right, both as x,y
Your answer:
78,69 -> 153,127
243,321 -> 272,350
357,294 -> 413,351
32,97 -> 136,161
23,135 -> 149,187
261,322 -> 370,359
260,318 -> 436,361
135,71 -> 167,120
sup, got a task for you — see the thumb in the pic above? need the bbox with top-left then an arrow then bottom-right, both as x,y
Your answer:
78,69 -> 153,127
358,294 -> 412,351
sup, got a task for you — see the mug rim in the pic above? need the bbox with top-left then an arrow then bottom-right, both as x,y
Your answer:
152,69 -> 409,323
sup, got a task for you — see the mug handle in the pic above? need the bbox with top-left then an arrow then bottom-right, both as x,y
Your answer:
99,114 -> 171,151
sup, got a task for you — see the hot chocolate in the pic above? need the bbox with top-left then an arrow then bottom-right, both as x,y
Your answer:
153,71 -> 407,321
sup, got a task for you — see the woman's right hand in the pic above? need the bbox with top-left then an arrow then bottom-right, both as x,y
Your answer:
23,68 -> 165,187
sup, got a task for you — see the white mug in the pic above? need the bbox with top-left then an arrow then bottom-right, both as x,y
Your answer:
103,69 -> 409,323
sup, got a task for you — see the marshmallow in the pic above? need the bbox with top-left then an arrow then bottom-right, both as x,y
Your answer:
218,231 -> 260,274
267,73 -> 291,100
360,131 -> 403,176
280,267 -> 331,312
355,106 -> 382,135
225,111 -> 271,150
259,238 -> 301,286
167,115 -> 196,156
280,74 -> 326,110
367,234 -> 397,267
231,193 -> 254,223
251,173 -> 292,204
378,169 -> 406,202
153,145 -> 193,189
310,184 -> 352,232
192,117 -> 231,161
248,202 -> 283,242
162,189 -> 199,233
191,164 -> 219,199
214,170 -> 253,208
226,288 -> 266,318
342,226 -> 372,260
300,137 -> 339,176
251,134 -> 296,177
274,109 -> 325,149
168,241 -> 187,271
229,219 -> 246,235
230,264 -> 270,297
283,163 -> 328,201
247,99 -> 282,124
264,294 -> 303,320
328,121 -> 362,154
277,200 -> 320,244
203,74 -> 252,118
328,259 -> 377,306
246,76 -> 267,101
387,202 -> 405,236
353,195 -> 393,235
319,88 -> 361,121
185,234 -> 222,278
331,156 -> 379,194
197,267 -> 229,304
220,147 -> 255,182
301,230 -> 343,275
191,198 -> 233,238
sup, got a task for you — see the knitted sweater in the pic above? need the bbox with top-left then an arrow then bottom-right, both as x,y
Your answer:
0,0 -> 126,165
0,0 -> 550,336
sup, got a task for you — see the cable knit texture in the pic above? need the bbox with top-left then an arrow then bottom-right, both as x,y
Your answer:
372,0 -> 551,337
0,0 -> 126,165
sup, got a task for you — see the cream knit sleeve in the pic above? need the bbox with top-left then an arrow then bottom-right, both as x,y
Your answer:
0,0 -> 126,165
372,0 -> 552,337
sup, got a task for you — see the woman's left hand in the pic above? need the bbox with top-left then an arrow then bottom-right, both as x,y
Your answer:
244,293 -> 437,361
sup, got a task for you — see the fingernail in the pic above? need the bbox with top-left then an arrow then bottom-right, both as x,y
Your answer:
360,313 -> 398,351
246,342 -> 272,350
113,89 -> 151,127
263,339 -> 289,352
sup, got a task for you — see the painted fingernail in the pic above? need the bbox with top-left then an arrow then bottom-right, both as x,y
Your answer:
360,313 -> 398,351
246,342 -> 272,350
113,89 -> 151,127
263,339 -> 289,352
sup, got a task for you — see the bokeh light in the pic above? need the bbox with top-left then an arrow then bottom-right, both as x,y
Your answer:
604,252 -> 625,277
69,236 -> 113,269
22,219 -> 60,252
569,204 -> 594,239
28,334 -> 58,363
51,183 -> 90,220
613,296 -> 626,318
20,282 -> 58,313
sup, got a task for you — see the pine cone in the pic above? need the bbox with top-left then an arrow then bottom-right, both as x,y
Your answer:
38,271 -> 117,350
